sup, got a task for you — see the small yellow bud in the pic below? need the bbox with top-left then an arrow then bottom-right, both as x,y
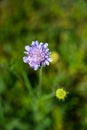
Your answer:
56,88 -> 67,100
51,51 -> 59,64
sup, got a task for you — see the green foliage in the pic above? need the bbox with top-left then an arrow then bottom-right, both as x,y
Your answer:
0,0 -> 87,130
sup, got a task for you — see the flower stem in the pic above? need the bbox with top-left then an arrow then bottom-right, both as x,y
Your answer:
41,92 -> 55,101
37,67 -> 43,97
22,71 -> 33,97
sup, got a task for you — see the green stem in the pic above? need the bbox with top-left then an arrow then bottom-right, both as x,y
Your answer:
37,67 -> 43,97
41,92 -> 55,101
22,71 -> 33,97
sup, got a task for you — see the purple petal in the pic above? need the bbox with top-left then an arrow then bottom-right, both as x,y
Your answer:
46,49 -> 49,52
48,58 -> 52,62
24,51 -> 29,54
34,65 -> 39,70
23,57 -> 29,63
44,43 -> 48,48
25,46 -> 30,51
32,41 -> 36,46
41,62 -> 46,66
40,42 -> 43,46
35,41 -> 39,46
45,61 -> 49,65
38,43 -> 43,48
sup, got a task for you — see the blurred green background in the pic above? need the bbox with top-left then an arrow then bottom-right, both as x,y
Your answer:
0,0 -> 87,130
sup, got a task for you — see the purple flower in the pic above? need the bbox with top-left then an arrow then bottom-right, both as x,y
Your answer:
23,41 -> 52,70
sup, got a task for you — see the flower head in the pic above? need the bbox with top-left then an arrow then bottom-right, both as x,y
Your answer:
56,88 -> 68,100
23,41 -> 52,70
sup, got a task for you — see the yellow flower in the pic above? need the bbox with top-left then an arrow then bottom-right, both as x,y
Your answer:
56,88 -> 68,100
51,51 -> 59,64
